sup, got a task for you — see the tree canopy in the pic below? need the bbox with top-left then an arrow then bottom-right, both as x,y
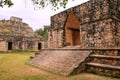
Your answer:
32,0 -> 69,10
34,25 -> 50,40
0,0 -> 73,9
0,0 -> 13,7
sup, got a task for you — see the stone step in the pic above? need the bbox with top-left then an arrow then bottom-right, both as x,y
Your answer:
35,52 -> 40,56
30,56 -> 34,60
89,54 -> 120,66
90,54 -> 120,59
92,49 -> 120,56
86,62 -> 120,70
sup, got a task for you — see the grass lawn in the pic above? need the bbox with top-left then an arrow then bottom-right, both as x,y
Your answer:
0,51 -> 119,80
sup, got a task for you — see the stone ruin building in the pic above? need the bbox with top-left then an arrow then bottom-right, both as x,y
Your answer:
30,0 -> 120,77
0,16 -> 43,52
48,0 -> 120,48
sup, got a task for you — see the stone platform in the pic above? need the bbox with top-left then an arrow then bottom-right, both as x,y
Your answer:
29,48 -> 91,76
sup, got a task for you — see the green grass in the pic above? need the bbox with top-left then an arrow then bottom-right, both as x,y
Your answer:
0,52 -> 119,80
0,52 -> 50,80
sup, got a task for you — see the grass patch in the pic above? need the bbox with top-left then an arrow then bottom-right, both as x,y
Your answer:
0,51 -> 4,54
0,52 -> 119,80
0,52 -> 49,80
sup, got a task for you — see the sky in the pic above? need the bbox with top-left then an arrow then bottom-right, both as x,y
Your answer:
0,0 -> 89,31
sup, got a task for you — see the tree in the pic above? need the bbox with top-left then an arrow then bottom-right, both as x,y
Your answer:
34,25 -> 50,40
0,0 -> 13,7
0,0 -> 73,10
32,0 -> 69,10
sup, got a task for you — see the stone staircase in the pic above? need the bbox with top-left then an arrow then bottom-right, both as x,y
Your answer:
29,49 -> 91,76
29,48 -> 120,77
86,49 -> 120,77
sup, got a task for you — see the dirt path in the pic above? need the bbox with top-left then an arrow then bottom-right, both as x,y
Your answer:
0,56 -> 2,59
25,66 -> 119,80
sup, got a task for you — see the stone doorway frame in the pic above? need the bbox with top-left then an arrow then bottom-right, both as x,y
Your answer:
8,42 -> 12,50
38,42 -> 42,50
64,11 -> 80,46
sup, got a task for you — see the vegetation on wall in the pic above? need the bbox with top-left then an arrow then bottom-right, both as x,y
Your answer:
34,25 -> 50,40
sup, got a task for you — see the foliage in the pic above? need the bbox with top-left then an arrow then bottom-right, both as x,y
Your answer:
0,0 -> 74,10
32,0 -> 70,10
0,0 -> 13,7
34,25 -> 50,40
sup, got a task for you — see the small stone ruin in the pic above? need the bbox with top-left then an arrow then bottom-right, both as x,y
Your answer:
0,16 -> 44,51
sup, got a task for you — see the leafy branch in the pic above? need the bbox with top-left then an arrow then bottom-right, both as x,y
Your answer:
0,0 -> 13,7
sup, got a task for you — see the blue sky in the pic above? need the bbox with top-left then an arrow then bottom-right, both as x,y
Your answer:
0,0 -> 88,31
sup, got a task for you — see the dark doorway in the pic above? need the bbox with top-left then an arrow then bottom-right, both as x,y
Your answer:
71,29 -> 80,45
65,28 -> 80,46
38,43 -> 41,50
8,42 -> 12,50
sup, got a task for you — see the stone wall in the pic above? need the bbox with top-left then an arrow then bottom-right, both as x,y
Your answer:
48,28 -> 63,48
0,35 -> 41,51
48,0 -> 120,48
51,0 -> 110,29
0,40 -> 7,51
80,18 -> 119,48
10,16 -> 22,22
0,17 -> 34,37
108,0 -> 120,21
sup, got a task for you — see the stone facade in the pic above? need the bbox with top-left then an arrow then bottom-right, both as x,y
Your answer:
0,16 -> 43,51
48,0 -> 120,48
